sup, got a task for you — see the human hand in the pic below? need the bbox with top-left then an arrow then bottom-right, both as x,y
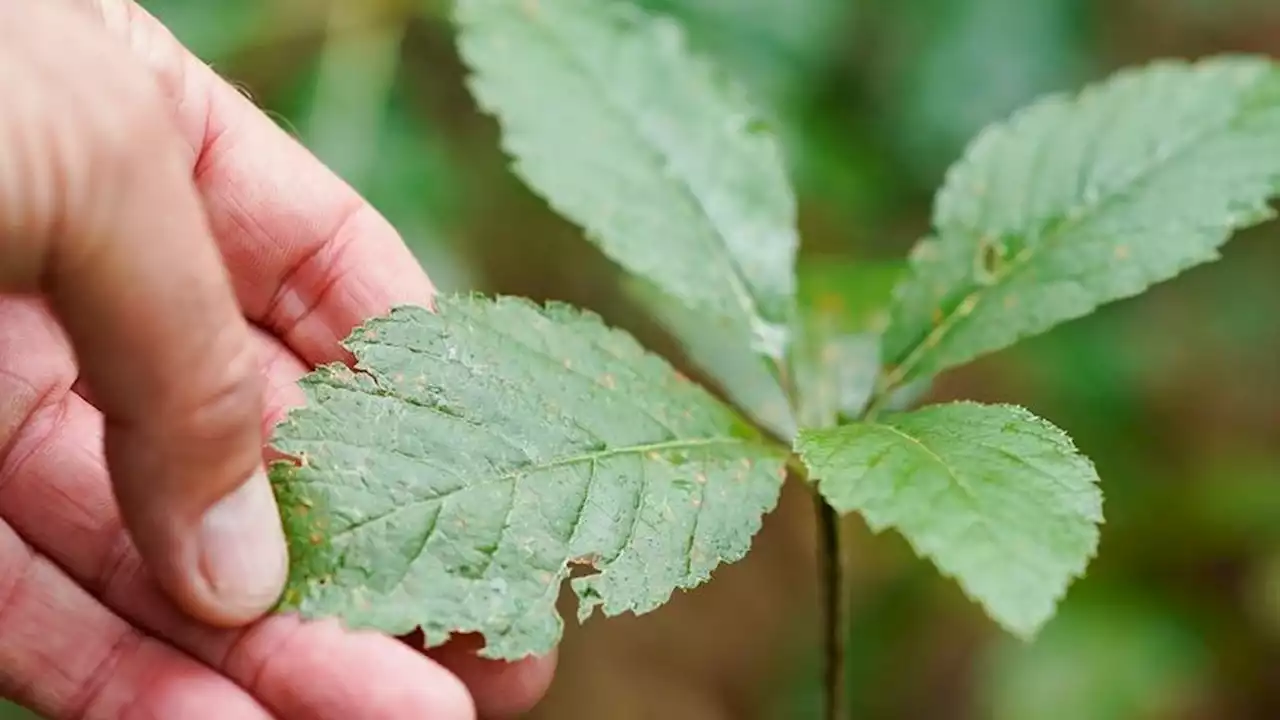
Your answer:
0,0 -> 554,717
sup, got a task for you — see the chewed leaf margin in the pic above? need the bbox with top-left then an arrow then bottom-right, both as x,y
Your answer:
266,295 -> 790,659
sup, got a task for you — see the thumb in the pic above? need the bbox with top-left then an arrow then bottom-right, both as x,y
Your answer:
0,2 -> 286,626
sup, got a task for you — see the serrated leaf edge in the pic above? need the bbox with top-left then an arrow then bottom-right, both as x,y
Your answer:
797,401 -> 1104,639
883,55 -> 1280,390
453,0 -> 799,357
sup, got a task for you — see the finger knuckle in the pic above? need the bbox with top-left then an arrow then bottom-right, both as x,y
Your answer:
0,9 -> 178,260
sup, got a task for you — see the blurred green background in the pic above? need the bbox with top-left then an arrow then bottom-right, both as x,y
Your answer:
4,0 -> 1278,717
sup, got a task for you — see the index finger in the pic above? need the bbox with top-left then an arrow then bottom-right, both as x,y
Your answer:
87,0 -> 437,366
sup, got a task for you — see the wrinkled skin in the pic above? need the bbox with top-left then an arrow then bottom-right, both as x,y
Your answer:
0,0 -> 555,717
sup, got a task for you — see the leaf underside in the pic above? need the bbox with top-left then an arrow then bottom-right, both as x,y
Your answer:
796,402 -> 1103,638
269,297 -> 787,660
883,55 -> 1280,388
454,0 -> 799,357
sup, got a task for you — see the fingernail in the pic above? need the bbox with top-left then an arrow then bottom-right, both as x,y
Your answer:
196,469 -> 288,618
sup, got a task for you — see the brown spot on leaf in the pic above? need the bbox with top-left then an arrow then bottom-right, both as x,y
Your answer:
600,374 -> 617,390
691,498 -> 702,508
562,358 -> 572,370
695,472 -> 708,484
1114,245 -> 1130,260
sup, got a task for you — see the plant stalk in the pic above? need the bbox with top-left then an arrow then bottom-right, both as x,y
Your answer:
813,489 -> 849,720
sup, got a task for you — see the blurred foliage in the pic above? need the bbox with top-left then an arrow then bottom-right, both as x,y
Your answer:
3,0 -> 1278,717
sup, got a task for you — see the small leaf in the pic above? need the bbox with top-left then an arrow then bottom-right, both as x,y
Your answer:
796,402 -> 1103,637
454,0 -> 799,357
882,56 -> 1280,388
270,297 -> 788,660
791,261 -> 919,427
794,332 -> 881,429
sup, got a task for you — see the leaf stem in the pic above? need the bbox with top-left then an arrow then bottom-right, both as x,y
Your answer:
812,487 -> 849,720
787,451 -> 848,720
781,347 -> 851,720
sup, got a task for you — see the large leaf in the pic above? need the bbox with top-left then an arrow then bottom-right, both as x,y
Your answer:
454,0 -> 799,357
269,297 -> 788,660
796,402 -> 1103,637
881,56 -> 1280,389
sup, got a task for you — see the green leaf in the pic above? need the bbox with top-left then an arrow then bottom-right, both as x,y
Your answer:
881,56 -> 1280,389
269,297 -> 788,660
796,402 -> 1103,637
454,0 -> 799,357
792,261 -> 902,427
791,261 -> 929,426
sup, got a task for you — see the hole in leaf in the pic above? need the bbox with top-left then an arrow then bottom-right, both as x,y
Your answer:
567,553 -> 603,579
